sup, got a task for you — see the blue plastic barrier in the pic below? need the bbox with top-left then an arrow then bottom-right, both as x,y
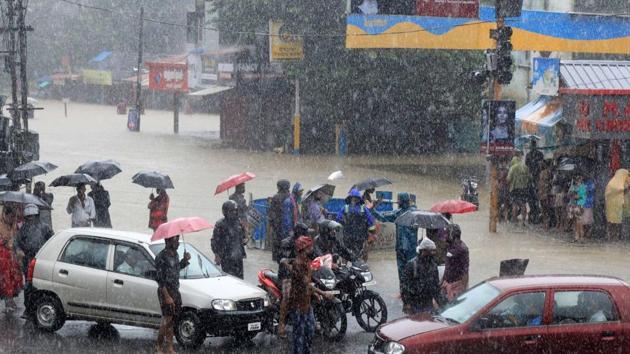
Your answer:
251,199 -> 269,242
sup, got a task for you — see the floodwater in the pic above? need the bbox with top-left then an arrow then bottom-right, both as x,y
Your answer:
0,99 -> 627,353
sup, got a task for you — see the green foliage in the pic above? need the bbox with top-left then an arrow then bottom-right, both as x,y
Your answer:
211,0 -> 485,153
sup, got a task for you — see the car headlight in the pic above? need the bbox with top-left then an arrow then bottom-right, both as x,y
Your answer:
384,341 -> 405,354
212,299 -> 237,311
361,271 -> 373,283
322,278 -> 336,290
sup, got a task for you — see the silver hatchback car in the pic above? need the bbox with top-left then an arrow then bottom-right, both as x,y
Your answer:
25,228 -> 271,349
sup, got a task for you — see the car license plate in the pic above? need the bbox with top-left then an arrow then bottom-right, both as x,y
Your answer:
364,280 -> 377,287
248,322 -> 261,331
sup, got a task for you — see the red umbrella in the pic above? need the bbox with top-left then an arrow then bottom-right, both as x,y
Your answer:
151,217 -> 214,242
430,200 -> 478,214
214,172 -> 256,195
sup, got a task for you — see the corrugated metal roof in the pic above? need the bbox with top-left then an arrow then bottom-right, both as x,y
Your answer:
560,60 -> 630,91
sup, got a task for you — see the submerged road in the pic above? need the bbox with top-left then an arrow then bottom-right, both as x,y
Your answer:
0,100 -> 628,353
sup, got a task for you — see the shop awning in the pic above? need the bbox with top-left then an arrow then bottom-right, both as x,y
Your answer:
188,85 -> 233,96
516,95 -> 564,150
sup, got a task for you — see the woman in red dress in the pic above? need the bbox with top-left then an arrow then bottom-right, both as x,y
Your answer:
0,206 -> 24,311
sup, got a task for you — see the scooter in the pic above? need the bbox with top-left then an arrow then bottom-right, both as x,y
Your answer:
461,177 -> 479,207
257,255 -> 347,341
332,258 -> 388,332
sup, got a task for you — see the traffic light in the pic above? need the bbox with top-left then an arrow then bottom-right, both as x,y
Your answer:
493,26 -> 513,85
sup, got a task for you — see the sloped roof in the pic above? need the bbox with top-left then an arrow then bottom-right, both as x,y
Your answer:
560,60 -> 630,94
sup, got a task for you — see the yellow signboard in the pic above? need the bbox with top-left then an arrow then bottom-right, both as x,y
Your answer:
82,69 -> 113,86
269,21 -> 304,61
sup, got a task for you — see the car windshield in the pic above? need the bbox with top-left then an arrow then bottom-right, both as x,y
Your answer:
438,282 -> 501,324
149,243 -> 223,279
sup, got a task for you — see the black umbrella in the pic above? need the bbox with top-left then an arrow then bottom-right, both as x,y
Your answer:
8,161 -> 58,181
132,171 -> 174,189
50,173 -> 97,187
75,159 -> 122,181
352,177 -> 393,191
394,210 -> 450,229
0,175 -> 12,188
303,184 -> 336,201
0,191 -> 52,209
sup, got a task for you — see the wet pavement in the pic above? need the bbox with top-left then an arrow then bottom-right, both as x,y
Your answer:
0,100 -> 629,353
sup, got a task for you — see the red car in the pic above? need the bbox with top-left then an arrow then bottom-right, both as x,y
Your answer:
369,275 -> 630,353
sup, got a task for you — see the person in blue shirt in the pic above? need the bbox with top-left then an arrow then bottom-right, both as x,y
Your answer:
373,192 -> 417,293
336,189 -> 376,260
270,180 -> 295,262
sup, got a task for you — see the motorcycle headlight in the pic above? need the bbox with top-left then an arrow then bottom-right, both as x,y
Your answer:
212,299 -> 237,311
384,341 -> 406,354
361,271 -> 373,283
263,295 -> 270,308
471,182 -> 478,189
322,278 -> 336,290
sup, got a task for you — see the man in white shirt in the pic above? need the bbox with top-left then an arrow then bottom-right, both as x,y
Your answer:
66,184 -> 96,227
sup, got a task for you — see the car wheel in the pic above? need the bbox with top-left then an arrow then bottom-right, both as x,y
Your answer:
353,290 -> 388,332
33,294 -> 65,332
175,311 -> 206,349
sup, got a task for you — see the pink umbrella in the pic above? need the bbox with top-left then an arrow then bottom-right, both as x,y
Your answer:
430,200 -> 478,214
151,217 -> 214,242
214,172 -> 256,195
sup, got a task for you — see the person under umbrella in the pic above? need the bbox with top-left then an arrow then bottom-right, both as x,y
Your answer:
336,188 -> 377,261
33,182 -> 53,228
441,225 -> 469,302
228,183 -> 249,234
66,184 -> 95,228
0,206 -> 22,311
211,200 -> 248,279
16,204 -> 54,311
154,235 -> 191,354
373,192 -> 417,293
149,189 -> 170,231
291,182 -> 304,224
89,183 -> 112,228
400,237 -> 445,316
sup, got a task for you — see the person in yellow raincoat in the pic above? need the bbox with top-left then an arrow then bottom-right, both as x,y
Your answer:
605,169 -> 629,241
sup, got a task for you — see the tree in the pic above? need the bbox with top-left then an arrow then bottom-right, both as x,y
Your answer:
213,1 -> 485,154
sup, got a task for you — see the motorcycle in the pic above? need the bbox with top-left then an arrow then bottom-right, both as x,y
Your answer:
332,258 -> 388,332
461,177 -> 479,207
257,255 -> 347,341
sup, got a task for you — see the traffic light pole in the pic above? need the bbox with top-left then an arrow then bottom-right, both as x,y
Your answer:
489,16 -> 505,234
6,0 -> 20,129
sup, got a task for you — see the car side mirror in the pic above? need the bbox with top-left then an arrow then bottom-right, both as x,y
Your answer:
472,317 -> 491,332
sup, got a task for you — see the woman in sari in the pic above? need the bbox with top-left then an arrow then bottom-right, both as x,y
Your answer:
0,206 -> 23,311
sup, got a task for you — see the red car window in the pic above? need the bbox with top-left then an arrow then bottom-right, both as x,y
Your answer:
482,292 -> 546,329
551,290 -> 620,325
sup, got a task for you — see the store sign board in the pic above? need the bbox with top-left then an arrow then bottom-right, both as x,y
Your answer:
566,95 -> 630,139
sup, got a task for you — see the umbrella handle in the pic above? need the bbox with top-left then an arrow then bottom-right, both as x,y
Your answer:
182,234 -> 189,278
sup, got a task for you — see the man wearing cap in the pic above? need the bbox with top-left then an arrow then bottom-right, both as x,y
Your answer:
400,237 -> 444,316
16,204 -> 54,310
373,192 -> 417,293
337,188 -> 377,261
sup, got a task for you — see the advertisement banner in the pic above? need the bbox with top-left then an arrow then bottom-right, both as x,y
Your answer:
481,100 -> 516,155
417,0 -> 479,18
532,58 -> 560,96
82,69 -> 113,86
147,62 -> 188,92
269,21 -> 304,61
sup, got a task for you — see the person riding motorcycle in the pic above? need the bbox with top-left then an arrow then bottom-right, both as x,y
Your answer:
313,220 -> 354,262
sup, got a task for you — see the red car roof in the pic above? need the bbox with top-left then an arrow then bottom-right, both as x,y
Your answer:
486,275 -> 628,291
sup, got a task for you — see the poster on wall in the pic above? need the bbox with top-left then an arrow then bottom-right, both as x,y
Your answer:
481,100 -> 516,155
532,58 -> 560,96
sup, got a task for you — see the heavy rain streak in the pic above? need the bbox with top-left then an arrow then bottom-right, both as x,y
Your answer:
1,0 -> 630,353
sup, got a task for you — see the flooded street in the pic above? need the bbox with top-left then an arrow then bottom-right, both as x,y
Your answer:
0,100 -> 628,353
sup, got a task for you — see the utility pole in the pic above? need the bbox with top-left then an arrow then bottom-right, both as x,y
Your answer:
6,0 -> 20,129
17,0 -> 31,131
134,6 -> 144,131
